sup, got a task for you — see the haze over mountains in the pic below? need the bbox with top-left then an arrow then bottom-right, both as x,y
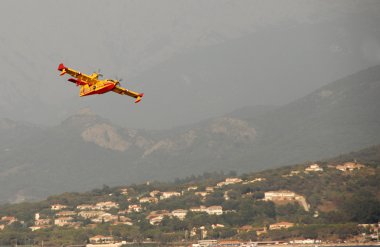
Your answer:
1,1 -> 380,204
0,1 -> 380,128
0,65 -> 379,203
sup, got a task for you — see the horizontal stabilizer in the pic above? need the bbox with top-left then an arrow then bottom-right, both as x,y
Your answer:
135,93 -> 144,103
68,78 -> 86,86
58,63 -> 67,76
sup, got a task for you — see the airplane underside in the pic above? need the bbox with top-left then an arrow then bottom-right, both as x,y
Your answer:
79,82 -> 115,97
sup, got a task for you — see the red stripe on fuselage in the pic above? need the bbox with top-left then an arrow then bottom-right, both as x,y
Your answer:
81,82 -> 116,96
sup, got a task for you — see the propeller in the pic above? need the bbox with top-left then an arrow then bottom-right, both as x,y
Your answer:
115,76 -> 123,82
114,76 -> 123,86
95,69 -> 103,78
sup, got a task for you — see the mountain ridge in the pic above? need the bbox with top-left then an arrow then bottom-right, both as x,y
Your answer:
0,65 -> 379,203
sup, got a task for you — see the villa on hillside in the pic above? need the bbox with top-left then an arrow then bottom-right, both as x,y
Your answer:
264,190 -> 297,200
225,178 -> 243,184
206,206 -> 223,215
95,201 -> 119,210
264,190 -> 310,211
78,211 -> 106,219
160,191 -> 181,199
269,222 -> 294,230
114,216 -> 133,226
336,162 -> 365,171
149,190 -> 161,197
282,171 -> 301,177
305,163 -> 324,172
205,187 -> 215,192
254,226 -> 268,236
243,177 -> 266,184
146,210 -> 171,225
212,224 -> 225,229
149,215 -> 165,225
190,206 -> 207,213
139,197 -> 158,204
187,186 -> 198,191
54,217 -> 74,227
189,205 -> 223,215
120,188 -> 128,195
172,209 -> 188,220
0,216 -> 18,225
89,235 -> 114,244
51,204 -> 67,211
77,204 -> 95,210
195,191 -> 209,197
91,213 -> 118,223
217,177 -> 243,187
34,218 -> 51,226
56,211 -> 76,217
127,204 -> 142,213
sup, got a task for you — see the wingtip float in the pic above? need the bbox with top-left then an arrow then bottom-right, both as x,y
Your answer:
57,63 -> 144,103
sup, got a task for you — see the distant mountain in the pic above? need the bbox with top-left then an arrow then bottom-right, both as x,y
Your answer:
0,2 -> 379,129
243,65 -> 380,169
0,65 -> 379,203
125,11 -> 380,128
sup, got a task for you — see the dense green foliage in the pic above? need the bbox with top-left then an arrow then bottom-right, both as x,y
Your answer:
0,148 -> 379,245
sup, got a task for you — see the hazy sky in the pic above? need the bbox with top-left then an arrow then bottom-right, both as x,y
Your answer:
0,0 -> 379,129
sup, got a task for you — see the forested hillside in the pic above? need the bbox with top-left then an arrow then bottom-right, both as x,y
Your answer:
0,145 -> 378,245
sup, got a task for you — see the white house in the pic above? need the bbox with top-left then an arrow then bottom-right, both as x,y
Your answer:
78,211 -> 106,219
54,217 -> 73,226
149,190 -> 161,197
51,204 -> 67,211
225,178 -> 243,184
187,186 -> 198,191
139,197 -> 158,204
190,206 -> 207,213
76,204 -> 95,210
128,204 -> 142,213
89,235 -> 114,244
305,164 -> 323,172
96,201 -> 119,210
160,191 -> 181,200
56,211 -> 76,217
171,209 -> 188,220
269,222 -> 294,230
264,190 -> 297,201
195,191 -> 209,197
120,188 -> 129,195
336,162 -> 365,172
206,206 -> 223,215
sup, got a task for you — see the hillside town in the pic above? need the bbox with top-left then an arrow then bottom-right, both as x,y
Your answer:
0,161 -> 378,247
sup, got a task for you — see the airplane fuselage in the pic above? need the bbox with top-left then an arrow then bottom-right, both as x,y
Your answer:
80,80 -> 116,96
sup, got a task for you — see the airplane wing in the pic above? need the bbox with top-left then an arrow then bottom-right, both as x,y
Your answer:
112,85 -> 144,103
57,63 -> 97,85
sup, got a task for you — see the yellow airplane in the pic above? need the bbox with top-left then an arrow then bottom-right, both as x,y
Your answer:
57,63 -> 144,103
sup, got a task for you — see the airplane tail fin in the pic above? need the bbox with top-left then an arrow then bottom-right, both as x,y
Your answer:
135,93 -> 144,103
57,63 -> 67,76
